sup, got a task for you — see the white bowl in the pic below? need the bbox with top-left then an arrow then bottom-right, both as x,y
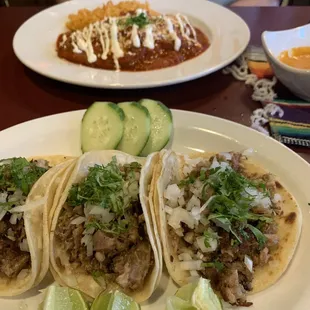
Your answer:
262,24 -> 310,101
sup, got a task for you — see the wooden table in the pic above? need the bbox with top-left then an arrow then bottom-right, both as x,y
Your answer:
1,6 -> 310,162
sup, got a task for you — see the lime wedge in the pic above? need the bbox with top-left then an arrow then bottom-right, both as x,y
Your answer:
90,292 -> 113,310
175,283 -> 196,302
91,290 -> 140,310
166,296 -> 196,310
42,286 -> 89,310
111,291 -> 140,310
191,278 -> 222,310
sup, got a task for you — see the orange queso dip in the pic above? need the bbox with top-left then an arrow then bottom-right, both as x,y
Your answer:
279,47 -> 310,70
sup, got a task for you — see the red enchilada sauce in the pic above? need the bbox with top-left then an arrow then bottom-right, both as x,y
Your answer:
56,12 -> 209,72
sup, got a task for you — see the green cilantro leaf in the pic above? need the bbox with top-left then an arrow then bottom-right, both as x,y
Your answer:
201,261 -> 224,272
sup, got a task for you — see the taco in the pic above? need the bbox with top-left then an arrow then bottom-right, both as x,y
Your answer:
49,151 -> 161,302
155,150 -> 302,307
0,155 -> 76,296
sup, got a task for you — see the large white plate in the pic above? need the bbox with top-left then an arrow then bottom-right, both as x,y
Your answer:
13,0 -> 250,89
0,109 -> 309,309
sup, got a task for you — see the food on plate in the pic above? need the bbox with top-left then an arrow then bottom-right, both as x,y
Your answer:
49,150 -> 161,302
56,1 -> 209,71
166,277 -> 222,310
81,100 -> 173,156
154,150 -> 302,307
0,156 -> 75,296
279,46 -> 310,70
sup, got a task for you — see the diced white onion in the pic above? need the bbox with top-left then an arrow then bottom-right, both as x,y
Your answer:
9,213 -> 18,225
10,198 -> 46,213
175,228 -> 184,237
17,269 -> 29,280
220,152 -> 232,161
244,255 -> 253,273
197,252 -> 204,260
178,247 -> 194,256
70,216 -> 86,225
83,227 -> 95,235
164,205 -> 173,215
0,193 -> 8,203
272,193 -> 282,203
164,184 -> 182,207
199,216 -> 209,226
178,196 -> 186,207
178,253 -> 192,261
95,252 -> 105,262
190,270 -> 200,277
88,206 -> 115,223
8,189 -> 24,203
168,207 -> 195,230
0,209 -> 6,221
191,206 -> 201,221
87,240 -> 93,257
180,260 -> 203,271
186,195 -> 200,211
196,236 -> 218,253
81,234 -> 92,245
19,239 -> 29,252
210,157 -> 220,169
184,232 -> 195,244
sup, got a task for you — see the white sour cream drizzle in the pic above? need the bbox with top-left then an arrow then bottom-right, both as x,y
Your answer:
109,17 -> 124,71
143,24 -> 155,49
131,24 -> 141,48
182,14 -> 197,41
164,16 -> 182,51
67,11 -> 199,69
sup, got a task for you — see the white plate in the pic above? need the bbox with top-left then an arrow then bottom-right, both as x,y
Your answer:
0,109 -> 309,309
13,0 -> 250,89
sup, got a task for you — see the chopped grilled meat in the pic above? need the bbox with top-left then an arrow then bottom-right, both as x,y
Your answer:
231,153 -> 242,172
0,216 -> 31,278
265,234 -> 279,250
93,231 -> 116,252
219,269 -> 252,307
260,222 -> 278,234
115,241 -> 152,291
54,201 -> 154,292
0,250 -> 30,278
258,247 -> 270,266
251,206 -> 273,215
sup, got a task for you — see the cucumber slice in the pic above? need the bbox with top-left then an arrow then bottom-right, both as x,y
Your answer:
81,102 -> 124,153
117,102 -> 151,156
139,99 -> 173,157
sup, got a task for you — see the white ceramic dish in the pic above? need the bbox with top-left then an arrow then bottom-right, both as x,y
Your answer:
0,109 -> 310,309
262,23 -> 310,101
13,0 -> 250,89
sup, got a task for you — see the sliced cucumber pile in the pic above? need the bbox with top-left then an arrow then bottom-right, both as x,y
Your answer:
81,102 -> 124,153
81,99 -> 173,156
139,99 -> 173,157
116,102 -> 151,156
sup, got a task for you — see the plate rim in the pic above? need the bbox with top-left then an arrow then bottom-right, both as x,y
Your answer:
12,0 -> 250,89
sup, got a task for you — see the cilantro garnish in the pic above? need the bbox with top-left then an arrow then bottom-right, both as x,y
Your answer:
201,261 -> 224,272
119,13 -> 150,28
180,157 -> 273,247
0,157 -> 48,196
203,230 -> 218,248
67,157 -> 141,215
85,218 -> 130,235
247,224 -> 267,248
